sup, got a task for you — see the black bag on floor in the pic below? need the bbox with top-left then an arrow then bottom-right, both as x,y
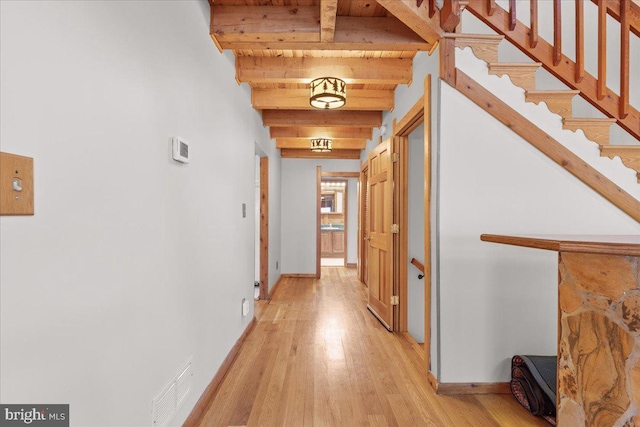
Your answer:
510,355 -> 557,426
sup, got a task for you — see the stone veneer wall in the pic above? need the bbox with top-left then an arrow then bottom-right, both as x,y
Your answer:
558,252 -> 640,426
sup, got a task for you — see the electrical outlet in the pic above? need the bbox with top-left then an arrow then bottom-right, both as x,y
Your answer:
276,261 -> 279,270
242,203 -> 246,218
242,298 -> 249,317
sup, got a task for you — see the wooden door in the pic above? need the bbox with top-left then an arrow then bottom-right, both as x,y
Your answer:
367,138 -> 394,330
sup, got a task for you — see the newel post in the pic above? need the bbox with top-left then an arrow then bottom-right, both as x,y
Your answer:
440,0 -> 461,32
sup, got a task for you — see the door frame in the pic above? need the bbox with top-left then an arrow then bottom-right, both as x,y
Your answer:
358,161 -> 369,285
259,157 -> 269,300
393,75 -> 433,372
316,170 -> 360,277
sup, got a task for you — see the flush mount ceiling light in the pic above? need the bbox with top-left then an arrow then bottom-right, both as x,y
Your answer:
309,77 -> 346,110
321,181 -> 345,187
310,138 -> 332,152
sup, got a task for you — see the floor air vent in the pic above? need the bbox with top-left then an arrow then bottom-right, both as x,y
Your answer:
176,363 -> 193,409
152,359 -> 193,427
152,383 -> 176,427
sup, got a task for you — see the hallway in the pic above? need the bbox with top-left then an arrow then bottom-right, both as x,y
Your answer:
195,268 -> 547,427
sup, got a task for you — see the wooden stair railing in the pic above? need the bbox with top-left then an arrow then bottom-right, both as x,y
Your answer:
410,258 -> 425,279
445,33 -> 640,179
464,0 -> 640,143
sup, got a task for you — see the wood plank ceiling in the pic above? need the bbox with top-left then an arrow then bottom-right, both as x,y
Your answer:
209,0 -> 442,159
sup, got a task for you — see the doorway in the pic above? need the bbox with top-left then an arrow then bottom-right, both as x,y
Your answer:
316,171 -> 360,276
254,155 -> 261,300
320,178 -> 347,267
407,123 -> 425,346
254,147 -> 269,301
395,75 -> 435,378
357,75 -> 434,375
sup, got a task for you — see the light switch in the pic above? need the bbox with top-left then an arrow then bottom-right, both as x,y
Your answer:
1,152 -> 34,215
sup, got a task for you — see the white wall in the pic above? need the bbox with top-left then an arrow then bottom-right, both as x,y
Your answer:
347,178 -> 358,265
0,2 -> 279,426
438,84 -> 640,382
361,50 -> 440,159
281,159 -> 360,274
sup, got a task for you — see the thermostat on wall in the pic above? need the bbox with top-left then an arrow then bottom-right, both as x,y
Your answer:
172,137 -> 189,163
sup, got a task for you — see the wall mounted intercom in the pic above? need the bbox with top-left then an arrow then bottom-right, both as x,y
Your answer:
172,137 -> 189,163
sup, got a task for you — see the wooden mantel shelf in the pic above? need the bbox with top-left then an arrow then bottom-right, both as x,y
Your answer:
481,233 -> 640,426
480,234 -> 640,257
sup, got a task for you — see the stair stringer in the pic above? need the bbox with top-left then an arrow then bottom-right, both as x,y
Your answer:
455,46 -> 640,203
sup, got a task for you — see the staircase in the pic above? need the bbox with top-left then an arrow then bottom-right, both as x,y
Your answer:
435,0 -> 640,222
464,0 -> 640,141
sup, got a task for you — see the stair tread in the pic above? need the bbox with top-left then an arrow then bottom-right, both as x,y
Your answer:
562,118 -> 614,145
525,90 -> 578,117
600,146 -> 640,174
487,62 -> 540,91
563,118 -> 617,125
601,145 -> 640,151
526,90 -> 580,96
444,33 -> 504,41
489,62 -> 542,68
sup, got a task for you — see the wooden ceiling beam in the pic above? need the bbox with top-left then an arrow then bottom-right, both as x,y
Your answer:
376,0 -> 443,45
237,57 -> 412,84
276,139 -> 367,150
263,110 -> 382,127
211,5 -> 320,43
321,0 -> 338,43
212,15 -> 430,51
252,88 -> 394,111
281,148 -> 361,159
332,16 -> 429,48
270,126 -> 373,140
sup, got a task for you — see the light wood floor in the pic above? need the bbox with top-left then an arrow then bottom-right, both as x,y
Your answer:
196,268 -> 548,427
